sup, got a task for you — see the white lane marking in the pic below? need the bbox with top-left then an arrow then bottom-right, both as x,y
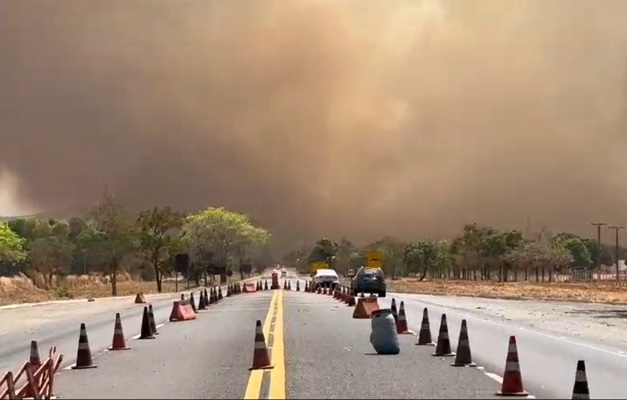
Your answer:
64,321 -> 169,370
482,370 -> 534,397
484,372 -> 503,383
130,323 -> 166,340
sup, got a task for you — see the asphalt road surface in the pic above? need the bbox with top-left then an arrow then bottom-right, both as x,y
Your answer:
47,276 -> 506,399
0,278 -> 254,374
4,272 -> 615,398
378,292 -> 627,399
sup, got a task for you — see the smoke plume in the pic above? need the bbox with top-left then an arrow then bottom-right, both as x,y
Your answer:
2,0 -> 627,249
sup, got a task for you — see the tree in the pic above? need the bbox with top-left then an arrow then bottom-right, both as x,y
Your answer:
334,238 -> 357,275
182,207 -> 269,283
282,242 -> 312,273
0,222 -> 27,264
581,238 -> 614,267
403,240 -> 448,280
554,235 -> 592,268
83,188 -> 137,296
136,206 -> 184,293
28,222 -> 75,289
365,236 -> 406,278
7,217 -> 50,241
307,238 -> 338,266
403,242 -> 425,278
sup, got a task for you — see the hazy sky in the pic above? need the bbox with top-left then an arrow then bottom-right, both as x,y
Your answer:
1,0 -> 627,249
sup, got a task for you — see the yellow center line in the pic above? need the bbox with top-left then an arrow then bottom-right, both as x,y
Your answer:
243,290 -> 278,399
268,289 -> 286,399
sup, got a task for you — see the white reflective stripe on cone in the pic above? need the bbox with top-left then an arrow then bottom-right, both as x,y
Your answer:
505,361 -> 520,371
254,341 -> 267,350
575,370 -> 587,381
78,342 -> 90,350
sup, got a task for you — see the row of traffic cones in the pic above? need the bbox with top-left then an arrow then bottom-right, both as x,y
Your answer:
410,305 -> 590,398
194,285 -> 231,311
68,284 -> 239,369
323,285 -> 357,306
253,279 -> 302,291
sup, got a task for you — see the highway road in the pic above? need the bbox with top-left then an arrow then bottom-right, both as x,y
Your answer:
48,275 -> 505,399
378,292 -> 627,399
4,272 -> 618,398
1,273 -> 510,399
0,279 -> 253,374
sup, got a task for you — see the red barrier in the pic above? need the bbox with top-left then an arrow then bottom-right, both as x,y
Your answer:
243,283 -> 257,293
0,346 -> 62,400
169,300 -> 197,322
134,293 -> 146,304
352,297 -> 380,319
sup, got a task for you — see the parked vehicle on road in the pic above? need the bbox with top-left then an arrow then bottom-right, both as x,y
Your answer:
351,267 -> 386,297
312,269 -> 340,290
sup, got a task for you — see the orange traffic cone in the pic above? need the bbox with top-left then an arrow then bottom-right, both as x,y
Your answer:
496,336 -> 528,396
416,307 -> 434,346
433,314 -> 455,357
249,320 -> 273,370
396,301 -> 411,334
71,323 -> 97,369
23,341 -> 43,398
451,319 -> 475,367
134,293 -> 146,304
572,360 -> 589,399
347,294 -> 356,307
109,313 -> 130,350
29,340 -> 42,368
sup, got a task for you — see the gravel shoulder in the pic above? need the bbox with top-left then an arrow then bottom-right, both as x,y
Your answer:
397,293 -> 627,351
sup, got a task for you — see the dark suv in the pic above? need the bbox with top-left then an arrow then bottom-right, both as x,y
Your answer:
351,267 -> 386,297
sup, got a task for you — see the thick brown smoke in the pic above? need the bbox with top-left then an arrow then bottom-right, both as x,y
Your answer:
2,0 -> 627,249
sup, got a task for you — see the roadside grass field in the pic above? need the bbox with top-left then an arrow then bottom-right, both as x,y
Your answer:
388,278 -> 627,304
0,272 -> 244,306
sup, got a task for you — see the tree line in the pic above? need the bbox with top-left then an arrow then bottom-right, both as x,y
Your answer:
0,188 -> 271,294
285,223 -> 621,282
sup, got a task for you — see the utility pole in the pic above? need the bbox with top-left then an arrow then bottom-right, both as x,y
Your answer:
607,225 -> 624,281
591,222 -> 607,268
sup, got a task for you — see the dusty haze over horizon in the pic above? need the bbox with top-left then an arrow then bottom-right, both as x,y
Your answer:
2,0 -> 627,249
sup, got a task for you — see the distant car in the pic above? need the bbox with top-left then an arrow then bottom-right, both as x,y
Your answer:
351,267 -> 386,297
312,269 -> 340,290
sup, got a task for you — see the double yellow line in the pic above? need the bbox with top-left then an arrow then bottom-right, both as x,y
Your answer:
243,289 -> 286,399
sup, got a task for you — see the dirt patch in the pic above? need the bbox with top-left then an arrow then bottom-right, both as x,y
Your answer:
388,279 -> 627,304
0,273 -> 239,306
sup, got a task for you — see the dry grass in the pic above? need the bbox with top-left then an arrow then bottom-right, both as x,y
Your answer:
388,278 -> 627,304
0,272 -> 237,306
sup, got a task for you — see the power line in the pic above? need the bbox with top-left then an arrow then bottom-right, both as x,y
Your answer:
590,222 -> 607,269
